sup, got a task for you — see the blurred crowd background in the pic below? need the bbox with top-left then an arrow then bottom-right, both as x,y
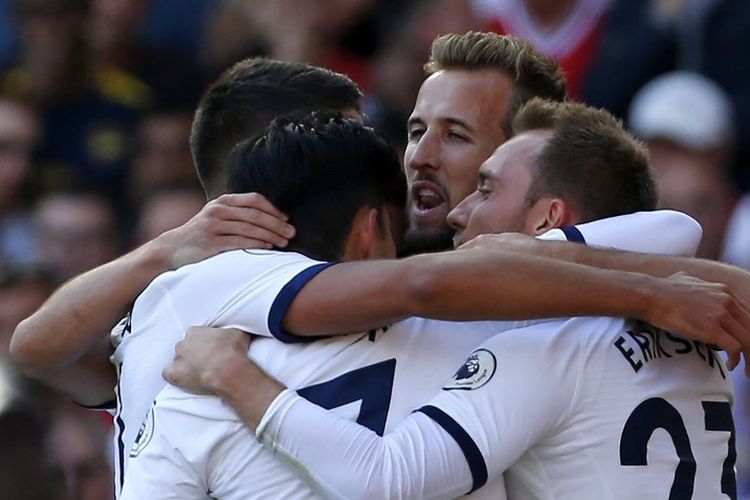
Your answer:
0,0 -> 748,498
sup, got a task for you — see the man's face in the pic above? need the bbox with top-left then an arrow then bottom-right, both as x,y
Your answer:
403,69 -> 513,252
648,140 -> 733,260
447,132 -> 550,247
0,100 -> 39,206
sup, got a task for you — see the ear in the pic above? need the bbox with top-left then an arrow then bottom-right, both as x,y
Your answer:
343,207 -> 380,260
525,198 -> 574,236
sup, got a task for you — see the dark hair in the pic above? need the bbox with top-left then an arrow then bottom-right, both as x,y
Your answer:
190,58 -> 362,198
226,113 -> 406,261
513,98 -> 657,222
425,32 -> 567,137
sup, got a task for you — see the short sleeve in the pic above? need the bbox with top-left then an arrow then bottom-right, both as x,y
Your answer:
161,250 -> 337,342
539,210 -> 702,256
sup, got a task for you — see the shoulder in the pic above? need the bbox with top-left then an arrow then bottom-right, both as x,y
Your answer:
153,249 -> 325,288
475,317 -> 625,372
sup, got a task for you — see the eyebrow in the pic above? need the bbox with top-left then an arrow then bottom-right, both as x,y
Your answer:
478,165 -> 497,184
477,170 -> 489,185
442,117 -> 474,133
407,116 -> 424,129
406,116 -> 475,133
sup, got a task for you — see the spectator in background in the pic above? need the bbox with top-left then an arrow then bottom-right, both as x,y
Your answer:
1,0 -> 152,200
46,405 -> 114,500
0,353 -> 111,500
87,0 -> 208,109
629,70 -> 750,497
202,0 -> 379,89
0,406 -> 62,500
473,0 -> 614,99
0,96 -> 39,266
629,71 -> 749,265
127,106 -> 198,205
0,265 -> 53,352
135,188 -> 205,244
583,0 -> 750,190
0,354 -> 62,499
33,191 -> 119,283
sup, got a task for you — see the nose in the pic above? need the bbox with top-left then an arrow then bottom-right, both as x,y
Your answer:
405,130 -> 439,175
447,191 -> 478,231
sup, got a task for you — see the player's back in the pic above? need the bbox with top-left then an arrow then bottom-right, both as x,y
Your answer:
147,316 -> 515,499
505,317 -> 735,499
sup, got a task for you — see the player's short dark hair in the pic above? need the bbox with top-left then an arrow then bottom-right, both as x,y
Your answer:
190,58 -> 362,198
226,113 -> 407,261
425,32 -> 568,137
513,98 -> 657,222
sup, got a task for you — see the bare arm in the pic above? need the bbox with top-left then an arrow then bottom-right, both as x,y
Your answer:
283,247 -> 750,358
10,193 -> 294,404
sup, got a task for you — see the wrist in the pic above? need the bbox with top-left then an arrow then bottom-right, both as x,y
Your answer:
623,272 -> 660,323
135,237 -> 174,273
210,355 -> 284,429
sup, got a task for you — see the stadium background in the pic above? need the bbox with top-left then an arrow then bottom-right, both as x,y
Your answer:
0,0 -> 747,497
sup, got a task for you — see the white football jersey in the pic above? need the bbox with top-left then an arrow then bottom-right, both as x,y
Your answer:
121,317 -> 517,499
257,317 -> 735,499
111,209 -> 702,498
111,249 -> 334,496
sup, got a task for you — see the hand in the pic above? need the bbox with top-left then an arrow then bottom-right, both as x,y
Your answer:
163,327 -> 251,395
164,326 -> 285,430
646,272 -> 750,374
153,193 -> 296,269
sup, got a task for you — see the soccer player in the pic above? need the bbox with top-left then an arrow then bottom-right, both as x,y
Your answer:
170,100 -> 738,499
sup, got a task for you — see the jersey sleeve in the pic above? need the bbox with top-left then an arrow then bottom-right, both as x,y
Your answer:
538,209 -> 702,256
257,390 -> 475,499
256,323 -> 577,498
165,250 -> 337,343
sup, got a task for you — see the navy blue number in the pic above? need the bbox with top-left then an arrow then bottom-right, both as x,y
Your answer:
702,401 -> 737,500
298,359 -> 396,436
620,398 -> 737,500
620,398 -> 695,499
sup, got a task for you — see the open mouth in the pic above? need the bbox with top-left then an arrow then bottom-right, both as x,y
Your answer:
410,181 -> 446,214
414,187 -> 444,211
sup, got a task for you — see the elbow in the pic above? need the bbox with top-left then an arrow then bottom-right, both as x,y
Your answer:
668,210 -> 704,256
9,319 -> 47,378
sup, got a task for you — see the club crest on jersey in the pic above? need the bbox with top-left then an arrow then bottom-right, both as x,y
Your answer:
130,406 -> 155,458
443,348 -> 496,391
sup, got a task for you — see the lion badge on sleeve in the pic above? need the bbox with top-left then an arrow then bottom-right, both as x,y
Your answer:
443,348 -> 497,391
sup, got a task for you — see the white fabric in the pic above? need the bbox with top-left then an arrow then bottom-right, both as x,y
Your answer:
259,317 -> 734,499
114,210 -> 700,498
539,209 -> 702,256
111,249 -> 330,498
122,317 -> 515,499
